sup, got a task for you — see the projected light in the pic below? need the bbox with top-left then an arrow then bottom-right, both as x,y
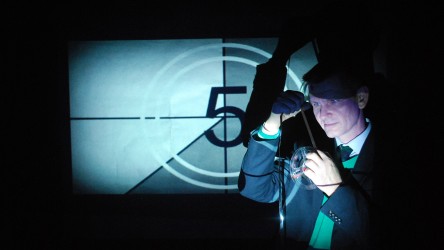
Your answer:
69,38 -> 317,194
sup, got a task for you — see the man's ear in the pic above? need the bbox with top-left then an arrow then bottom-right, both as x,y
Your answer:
356,86 -> 369,109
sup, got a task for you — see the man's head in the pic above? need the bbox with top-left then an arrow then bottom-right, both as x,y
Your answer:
302,62 -> 370,143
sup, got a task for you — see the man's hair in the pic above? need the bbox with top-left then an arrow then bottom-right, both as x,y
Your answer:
301,61 -> 371,99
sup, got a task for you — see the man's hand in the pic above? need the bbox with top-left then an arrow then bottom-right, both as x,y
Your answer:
272,90 -> 306,114
303,150 -> 342,196
263,90 -> 310,133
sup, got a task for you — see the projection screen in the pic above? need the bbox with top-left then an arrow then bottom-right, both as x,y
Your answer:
69,38 -> 317,194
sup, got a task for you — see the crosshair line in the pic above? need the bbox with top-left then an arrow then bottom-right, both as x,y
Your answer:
157,115 -> 238,119
70,115 -> 238,120
71,117 -> 142,120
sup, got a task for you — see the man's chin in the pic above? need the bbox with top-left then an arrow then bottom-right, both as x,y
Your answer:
324,130 -> 337,139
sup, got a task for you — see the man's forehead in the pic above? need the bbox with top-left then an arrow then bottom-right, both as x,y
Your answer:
308,73 -> 359,99
308,94 -> 348,101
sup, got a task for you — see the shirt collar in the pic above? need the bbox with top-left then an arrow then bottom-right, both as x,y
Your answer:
335,118 -> 371,157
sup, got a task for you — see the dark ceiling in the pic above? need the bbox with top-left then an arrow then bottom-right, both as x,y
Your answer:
9,1 -> 393,40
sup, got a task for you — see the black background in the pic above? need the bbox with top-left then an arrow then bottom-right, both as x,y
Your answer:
6,1 -> 441,249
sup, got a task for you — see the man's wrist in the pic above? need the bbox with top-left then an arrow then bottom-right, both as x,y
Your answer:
321,184 -> 341,197
258,123 -> 280,139
264,113 -> 281,132
261,121 -> 279,135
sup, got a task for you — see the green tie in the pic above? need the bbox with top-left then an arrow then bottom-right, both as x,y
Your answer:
338,145 -> 353,162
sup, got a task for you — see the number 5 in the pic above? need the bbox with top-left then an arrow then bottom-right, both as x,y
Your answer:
205,86 -> 246,147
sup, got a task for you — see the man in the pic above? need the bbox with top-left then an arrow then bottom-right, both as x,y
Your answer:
238,60 -> 392,249
236,2 -> 398,248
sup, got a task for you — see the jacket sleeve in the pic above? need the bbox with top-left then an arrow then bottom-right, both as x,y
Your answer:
238,129 -> 282,203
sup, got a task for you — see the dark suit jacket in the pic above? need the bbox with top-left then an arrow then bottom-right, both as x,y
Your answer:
239,126 -> 381,249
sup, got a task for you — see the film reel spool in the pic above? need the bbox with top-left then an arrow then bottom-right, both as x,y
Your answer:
289,146 -> 318,190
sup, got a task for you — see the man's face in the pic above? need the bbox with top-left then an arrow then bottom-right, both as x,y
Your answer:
309,94 -> 363,143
